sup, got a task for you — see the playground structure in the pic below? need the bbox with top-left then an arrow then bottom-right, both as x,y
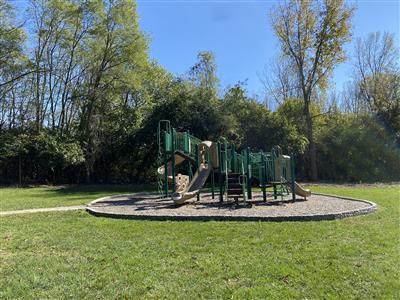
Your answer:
157,120 -> 311,205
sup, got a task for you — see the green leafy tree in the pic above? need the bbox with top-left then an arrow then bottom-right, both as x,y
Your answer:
270,0 -> 354,180
318,113 -> 400,181
189,51 -> 219,98
222,84 -> 308,155
0,0 -> 27,129
353,32 -> 400,141
0,133 -> 30,185
0,0 -> 26,86
78,0 -> 149,182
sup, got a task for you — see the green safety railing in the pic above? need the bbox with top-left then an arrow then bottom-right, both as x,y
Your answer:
175,132 -> 202,159
157,120 -> 296,202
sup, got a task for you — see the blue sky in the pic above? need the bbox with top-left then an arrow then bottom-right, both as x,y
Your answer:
12,0 -> 399,98
136,0 -> 399,98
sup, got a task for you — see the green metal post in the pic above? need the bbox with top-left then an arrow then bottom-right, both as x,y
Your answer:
272,151 -> 277,199
211,169 -> 215,199
231,145 -> 235,173
223,139 -> 228,196
195,144 -> 200,201
158,120 -> 171,198
273,185 -> 278,199
291,154 -> 296,201
218,142 -> 223,202
163,129 -> 169,197
164,150 -> 168,197
261,153 -> 267,202
184,131 -> 189,153
246,147 -> 252,200
187,160 -> 192,181
171,128 -> 176,193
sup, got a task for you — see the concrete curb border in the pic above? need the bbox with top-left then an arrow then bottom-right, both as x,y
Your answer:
86,192 -> 377,222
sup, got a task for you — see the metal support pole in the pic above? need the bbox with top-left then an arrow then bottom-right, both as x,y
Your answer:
164,151 -> 168,197
163,130 -> 169,198
211,169 -> 215,199
246,147 -> 252,200
171,128 -> 176,193
184,131 -> 189,153
159,120 -> 171,198
272,152 -> 277,199
218,142 -> 223,202
291,154 -> 296,201
195,144 -> 200,201
231,145 -> 235,173
261,153 -> 267,202
187,160 -> 192,181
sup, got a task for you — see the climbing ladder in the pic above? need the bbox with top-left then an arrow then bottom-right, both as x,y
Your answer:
227,172 -> 247,204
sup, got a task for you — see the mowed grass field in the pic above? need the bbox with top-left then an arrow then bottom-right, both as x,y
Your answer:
1,185 -> 399,299
0,185 -> 153,211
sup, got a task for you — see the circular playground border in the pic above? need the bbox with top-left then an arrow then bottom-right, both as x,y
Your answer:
86,192 -> 377,222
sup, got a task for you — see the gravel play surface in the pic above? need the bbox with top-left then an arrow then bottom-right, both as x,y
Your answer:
86,191 -> 376,221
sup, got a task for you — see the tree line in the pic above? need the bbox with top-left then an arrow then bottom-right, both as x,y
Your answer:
0,0 -> 399,185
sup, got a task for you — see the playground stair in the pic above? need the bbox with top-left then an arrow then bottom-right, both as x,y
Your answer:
227,172 -> 245,203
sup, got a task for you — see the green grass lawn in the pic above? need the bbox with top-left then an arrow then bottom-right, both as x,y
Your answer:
1,185 -> 399,299
0,185 -> 153,211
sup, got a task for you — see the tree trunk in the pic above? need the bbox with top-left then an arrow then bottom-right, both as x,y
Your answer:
85,160 -> 91,184
304,101 -> 318,181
